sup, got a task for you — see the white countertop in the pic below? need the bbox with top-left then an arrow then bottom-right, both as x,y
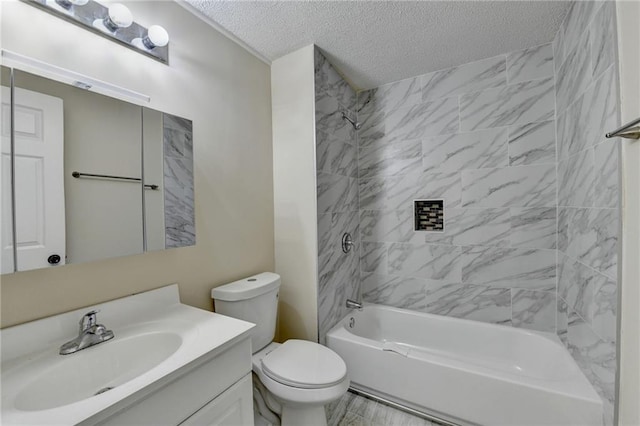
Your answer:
1,285 -> 255,426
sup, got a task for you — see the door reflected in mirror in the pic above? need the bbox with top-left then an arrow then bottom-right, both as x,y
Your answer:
2,68 -> 195,274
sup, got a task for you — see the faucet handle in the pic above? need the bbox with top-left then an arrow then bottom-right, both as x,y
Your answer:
80,310 -> 99,331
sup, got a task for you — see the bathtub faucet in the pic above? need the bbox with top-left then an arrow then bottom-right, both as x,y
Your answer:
346,299 -> 363,310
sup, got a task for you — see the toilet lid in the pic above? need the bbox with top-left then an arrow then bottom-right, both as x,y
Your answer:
261,340 -> 347,389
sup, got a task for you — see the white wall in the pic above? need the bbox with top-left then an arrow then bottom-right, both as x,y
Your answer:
271,45 -> 318,342
0,0 -> 274,327
617,0 -> 640,423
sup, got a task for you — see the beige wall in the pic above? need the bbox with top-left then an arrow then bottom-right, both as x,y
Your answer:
617,1 -> 640,424
0,1 -> 274,328
271,45 -> 318,342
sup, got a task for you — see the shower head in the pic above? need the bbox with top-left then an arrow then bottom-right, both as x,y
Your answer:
341,111 -> 361,130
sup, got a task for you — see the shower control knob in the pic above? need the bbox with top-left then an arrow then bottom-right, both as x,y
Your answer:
342,233 -> 354,253
48,254 -> 61,265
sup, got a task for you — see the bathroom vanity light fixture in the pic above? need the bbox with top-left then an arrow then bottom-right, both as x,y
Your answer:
1,50 -> 151,104
26,0 -> 170,64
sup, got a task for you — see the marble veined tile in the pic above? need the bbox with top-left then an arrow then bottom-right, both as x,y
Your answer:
460,78 -> 554,131
359,170 -> 461,211
361,272 -> 428,311
422,208 -> 511,247
316,91 -> 355,145
359,138 -> 422,179
357,110 -> 387,149
318,245 -> 359,299
314,48 -> 356,110
359,97 -> 459,148
590,1 -> 616,79
461,164 -> 556,208
593,141 -> 619,209
558,207 -> 618,279
165,208 -> 195,248
164,157 -> 193,190
357,77 -> 422,116
510,207 -> 557,249
421,55 -> 506,101
359,208 -> 422,244
557,297 -> 569,345
422,127 -> 508,173
591,271 -> 617,342
426,282 -> 511,325
461,246 -> 556,290
556,65 -> 617,160
507,44 -> 554,84
317,172 -> 358,214
558,149 -> 595,207
558,254 -> 595,322
163,128 -> 191,159
317,211 -> 359,259
556,34 -> 593,113
317,135 -> 357,177
361,242 -> 388,274
318,283 -> 348,345
554,0 -> 604,71
512,289 -> 556,332
163,114 -> 192,133
567,311 -> 616,425
388,243 -> 461,281
385,97 -> 460,141
508,120 -> 556,166
451,208 -> 511,247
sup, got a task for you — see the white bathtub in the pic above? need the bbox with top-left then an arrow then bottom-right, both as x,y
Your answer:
326,304 -> 602,426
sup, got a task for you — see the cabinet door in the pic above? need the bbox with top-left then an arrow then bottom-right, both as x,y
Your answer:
180,374 -> 254,426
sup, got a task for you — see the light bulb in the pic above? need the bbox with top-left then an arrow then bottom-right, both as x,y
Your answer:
103,3 -> 133,32
142,25 -> 169,49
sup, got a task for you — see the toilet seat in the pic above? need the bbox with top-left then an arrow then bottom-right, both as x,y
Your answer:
260,340 -> 347,389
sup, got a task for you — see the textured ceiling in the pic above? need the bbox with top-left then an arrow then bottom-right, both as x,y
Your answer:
183,1 -> 570,90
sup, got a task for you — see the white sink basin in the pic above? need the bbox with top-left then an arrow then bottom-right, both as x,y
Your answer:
1,285 -> 255,426
13,331 -> 181,411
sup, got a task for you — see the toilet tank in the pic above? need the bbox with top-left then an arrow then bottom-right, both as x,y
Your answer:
211,272 -> 280,353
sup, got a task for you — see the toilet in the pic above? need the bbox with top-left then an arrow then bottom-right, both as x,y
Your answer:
212,272 -> 349,426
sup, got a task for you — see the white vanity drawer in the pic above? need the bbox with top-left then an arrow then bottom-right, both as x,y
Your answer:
179,373 -> 253,426
91,337 -> 252,426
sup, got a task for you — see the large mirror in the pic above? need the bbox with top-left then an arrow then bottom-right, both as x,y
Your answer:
1,66 -> 194,274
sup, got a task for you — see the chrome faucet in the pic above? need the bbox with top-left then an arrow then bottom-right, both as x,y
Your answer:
59,310 -> 114,355
346,299 -> 363,310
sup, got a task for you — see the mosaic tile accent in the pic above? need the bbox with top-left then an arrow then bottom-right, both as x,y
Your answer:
414,200 -> 444,232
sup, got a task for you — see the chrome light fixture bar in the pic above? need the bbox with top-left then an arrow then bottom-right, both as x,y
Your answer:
1,50 -> 151,104
24,0 -> 169,64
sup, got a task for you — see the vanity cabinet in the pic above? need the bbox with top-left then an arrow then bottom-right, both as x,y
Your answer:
89,338 -> 254,426
180,374 -> 253,426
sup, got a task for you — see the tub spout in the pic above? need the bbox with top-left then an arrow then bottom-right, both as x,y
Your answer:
346,299 -> 363,310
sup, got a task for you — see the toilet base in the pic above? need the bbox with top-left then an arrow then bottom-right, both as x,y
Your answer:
281,405 -> 327,426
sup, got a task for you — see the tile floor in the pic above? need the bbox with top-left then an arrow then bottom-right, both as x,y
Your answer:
326,390 -> 440,426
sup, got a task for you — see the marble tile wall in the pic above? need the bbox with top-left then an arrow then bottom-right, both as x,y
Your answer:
553,1 -> 619,424
357,42 -> 558,333
315,48 -> 360,344
163,113 -> 195,248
